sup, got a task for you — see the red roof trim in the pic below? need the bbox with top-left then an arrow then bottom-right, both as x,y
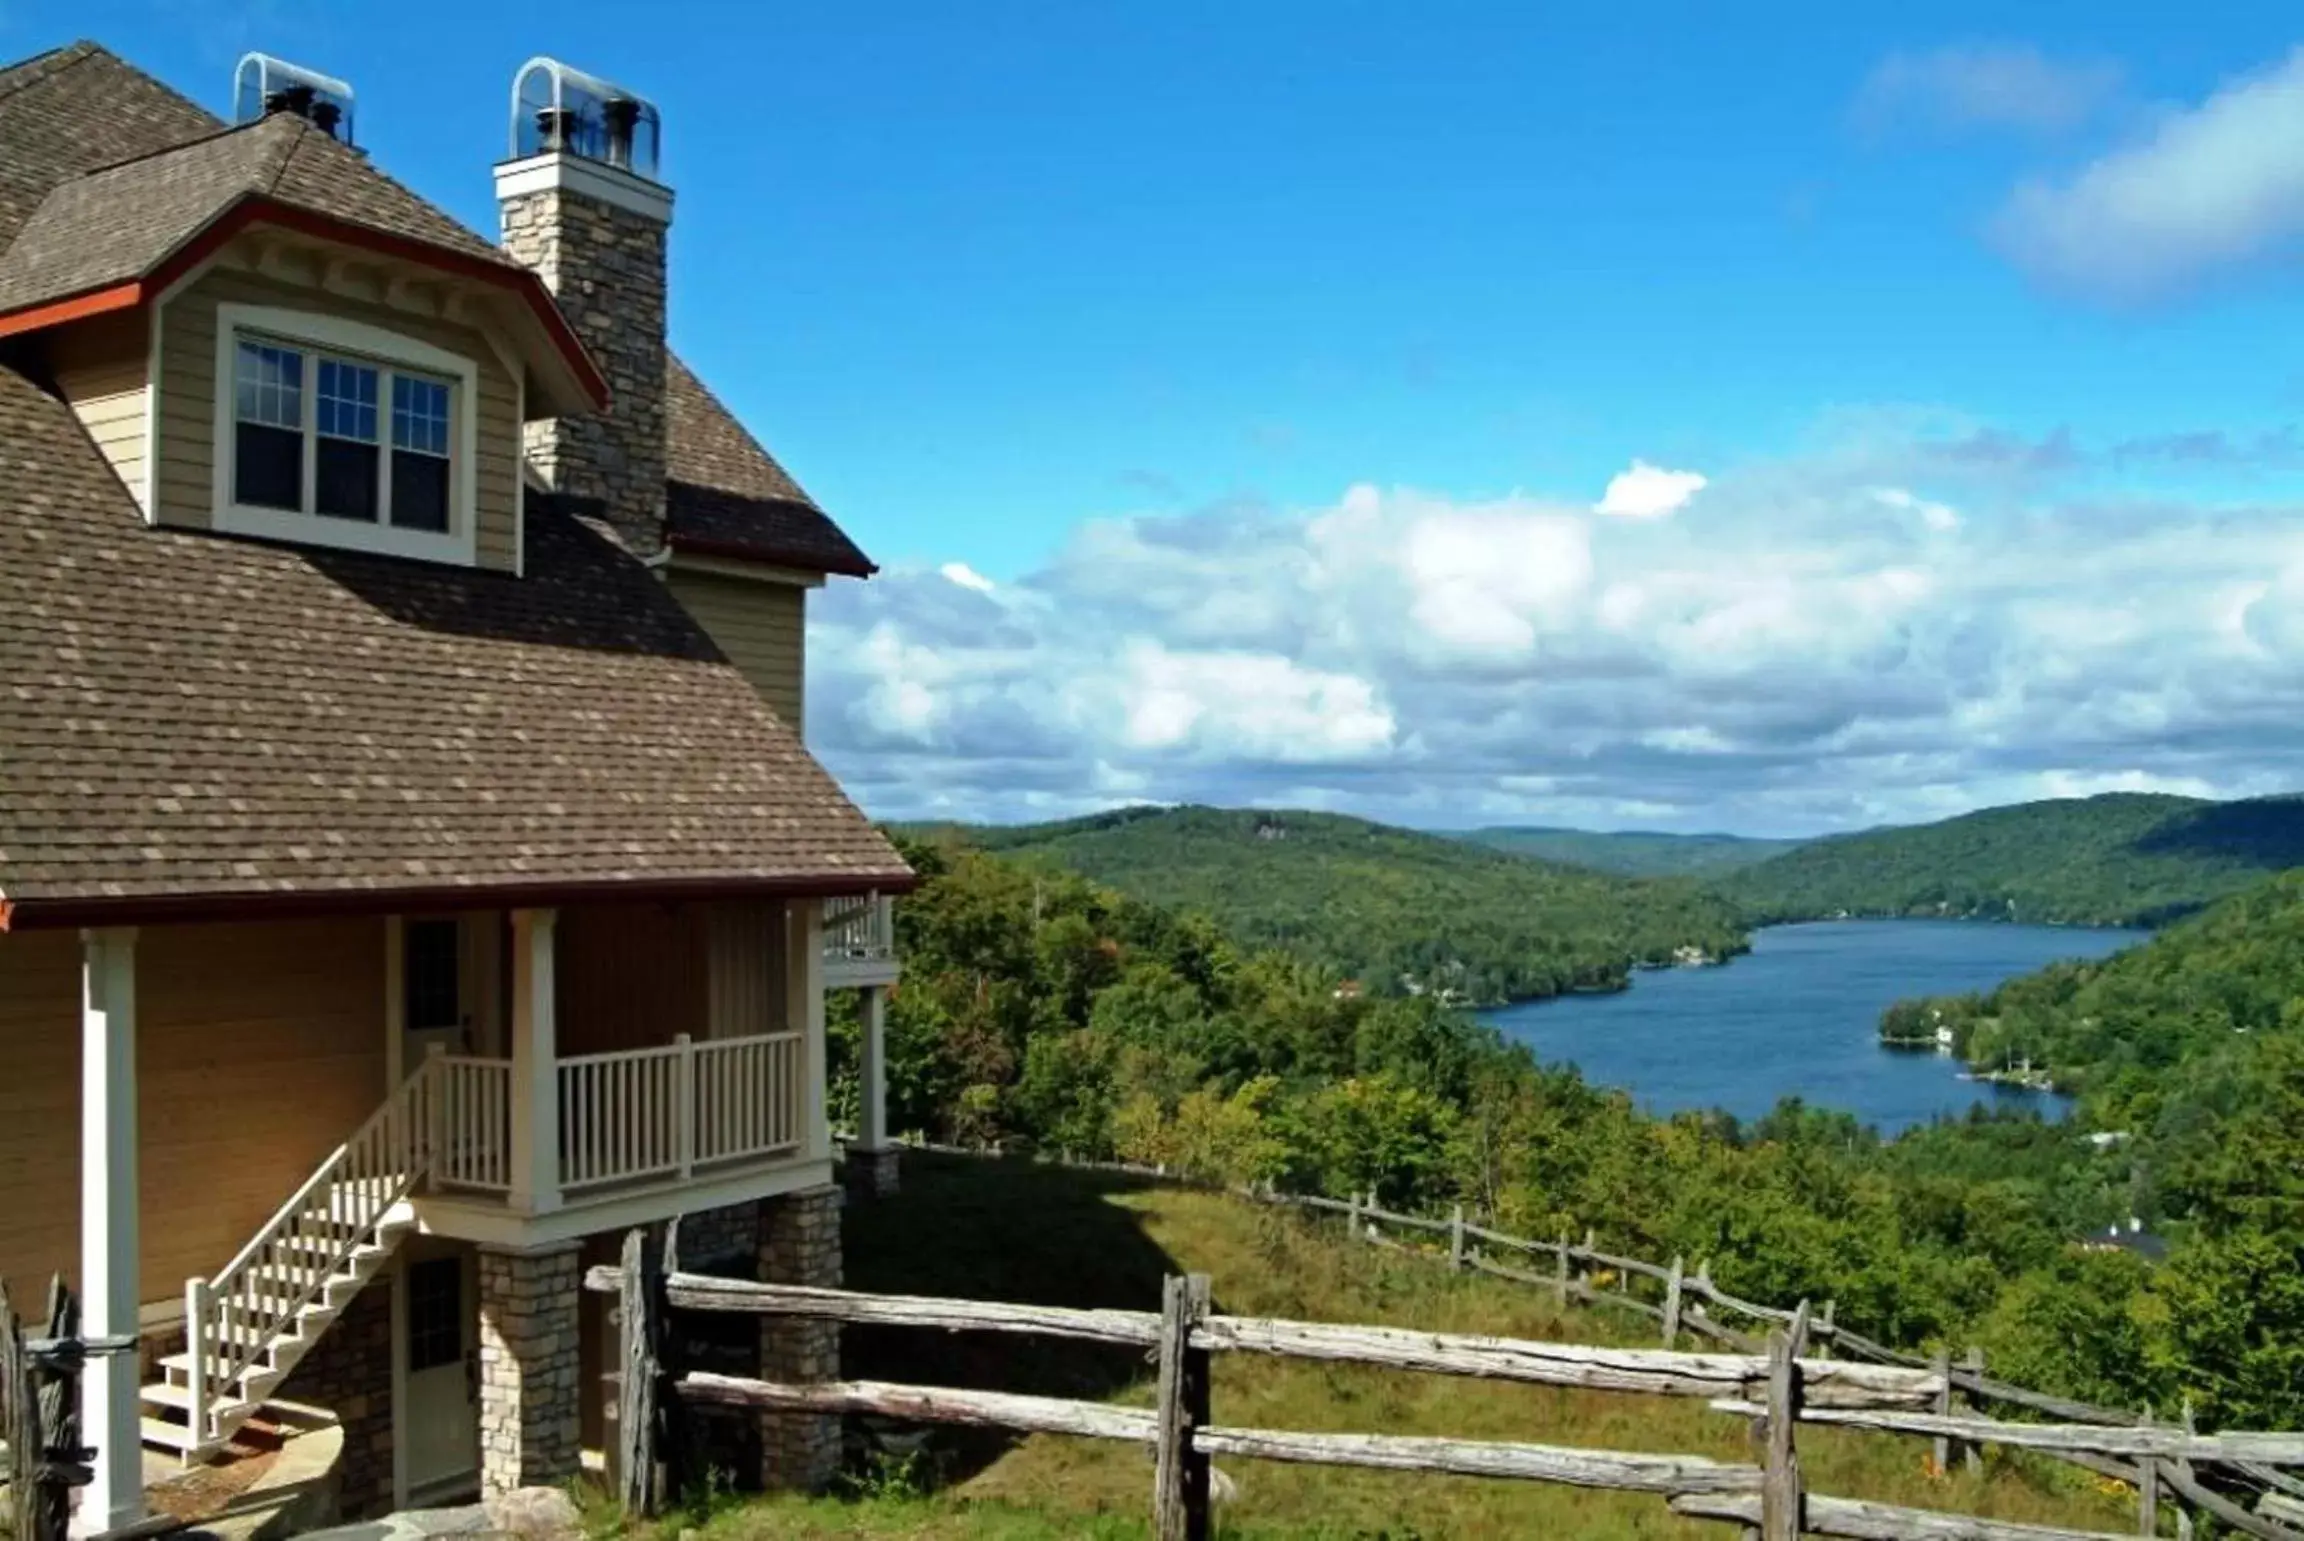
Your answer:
668,531 -> 878,579
0,195 -> 611,410
0,870 -> 918,932
0,280 -> 143,339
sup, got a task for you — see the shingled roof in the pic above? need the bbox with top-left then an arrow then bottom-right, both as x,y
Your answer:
0,363 -> 911,926
665,354 -> 876,576
0,41 -> 909,924
0,42 -> 219,247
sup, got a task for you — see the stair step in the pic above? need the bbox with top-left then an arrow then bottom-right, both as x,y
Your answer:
140,1416 -> 202,1455
141,1381 -> 257,1421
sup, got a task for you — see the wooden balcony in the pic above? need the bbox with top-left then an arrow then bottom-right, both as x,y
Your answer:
412,1028 -> 823,1244
822,892 -> 900,988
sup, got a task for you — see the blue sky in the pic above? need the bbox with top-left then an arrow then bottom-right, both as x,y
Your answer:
14,3 -> 2304,834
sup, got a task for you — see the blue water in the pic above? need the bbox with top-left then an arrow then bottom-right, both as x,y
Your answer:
1479,920 -> 2145,1133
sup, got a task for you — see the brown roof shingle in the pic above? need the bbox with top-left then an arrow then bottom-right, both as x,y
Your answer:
665,354 -> 876,576
0,41 -> 220,249
0,110 -> 521,314
0,361 -> 911,923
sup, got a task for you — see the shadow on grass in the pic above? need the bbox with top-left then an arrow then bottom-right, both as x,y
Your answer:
838,1152 -> 1184,1489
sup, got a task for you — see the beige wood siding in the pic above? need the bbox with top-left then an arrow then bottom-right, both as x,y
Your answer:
665,571 -> 806,732
0,931 -> 85,1298
49,310 -> 150,513
555,903 -> 709,1059
156,260 -> 523,573
0,919 -> 386,1304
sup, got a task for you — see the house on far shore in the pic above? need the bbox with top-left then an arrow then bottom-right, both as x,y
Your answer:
0,41 -> 910,1528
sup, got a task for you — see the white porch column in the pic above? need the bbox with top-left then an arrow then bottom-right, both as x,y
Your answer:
785,901 -> 828,1162
508,908 -> 561,1214
78,927 -> 141,1535
857,985 -> 888,1149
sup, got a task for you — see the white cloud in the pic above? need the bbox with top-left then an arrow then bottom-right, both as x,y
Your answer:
938,561 -> 997,593
1855,44 -> 2124,137
1995,46 -> 2304,299
1595,460 -> 1707,520
1872,487 -> 1961,532
807,421 -> 2304,835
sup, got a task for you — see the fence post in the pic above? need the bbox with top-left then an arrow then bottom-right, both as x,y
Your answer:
1931,1345 -> 1953,1474
2174,1403 -> 2197,1541
1762,1300 -> 1807,1541
1816,1299 -> 1835,1361
616,1226 -> 665,1518
1960,1346 -> 1984,1474
1661,1255 -> 1684,1346
1346,1190 -> 1362,1245
1153,1273 -> 1213,1541
1555,1231 -> 1571,1303
2138,1408 -> 2158,1537
1449,1204 -> 1466,1270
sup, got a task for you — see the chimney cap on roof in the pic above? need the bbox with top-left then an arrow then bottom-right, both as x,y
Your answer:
510,57 -> 661,181
234,52 -> 355,144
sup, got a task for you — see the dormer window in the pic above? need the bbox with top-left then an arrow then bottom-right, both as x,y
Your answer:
212,304 -> 479,565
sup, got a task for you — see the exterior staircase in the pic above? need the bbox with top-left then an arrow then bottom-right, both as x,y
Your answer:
140,1061 -> 442,1462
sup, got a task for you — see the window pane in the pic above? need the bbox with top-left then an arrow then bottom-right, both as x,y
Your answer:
391,449 -> 451,533
317,358 -> 379,443
392,374 -> 451,457
404,919 -> 460,1031
315,437 -> 379,521
234,341 -> 302,430
406,1257 -> 463,1372
235,422 -> 302,509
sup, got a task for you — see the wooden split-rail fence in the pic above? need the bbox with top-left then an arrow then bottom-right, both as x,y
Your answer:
854,1135 -> 2304,1539
588,1220 -> 2304,1541
0,1276 -> 155,1541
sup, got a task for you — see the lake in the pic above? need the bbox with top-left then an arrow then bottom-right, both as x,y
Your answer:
1479,920 -> 2145,1133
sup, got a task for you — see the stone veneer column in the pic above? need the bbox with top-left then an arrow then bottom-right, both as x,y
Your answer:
844,1144 -> 901,1202
498,169 -> 669,559
757,1185 -> 843,1491
477,1242 -> 584,1496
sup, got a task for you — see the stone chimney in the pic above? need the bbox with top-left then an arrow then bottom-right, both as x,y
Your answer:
495,59 -> 672,557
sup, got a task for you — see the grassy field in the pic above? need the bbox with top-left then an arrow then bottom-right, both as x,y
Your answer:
610,1154 -> 2140,1540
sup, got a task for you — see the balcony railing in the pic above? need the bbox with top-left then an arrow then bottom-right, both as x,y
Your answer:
429,1029 -> 804,1203
822,891 -> 898,983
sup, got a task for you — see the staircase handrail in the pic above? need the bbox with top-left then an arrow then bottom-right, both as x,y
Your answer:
184,1055 -> 441,1442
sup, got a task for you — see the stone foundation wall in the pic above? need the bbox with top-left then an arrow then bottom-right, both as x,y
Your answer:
757,1185 -> 843,1492
477,1243 -> 583,1497
677,1199 -> 762,1271
843,1145 -> 901,1202
277,1278 -> 394,1518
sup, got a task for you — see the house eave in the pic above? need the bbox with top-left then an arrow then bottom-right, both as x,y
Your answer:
0,870 -> 919,932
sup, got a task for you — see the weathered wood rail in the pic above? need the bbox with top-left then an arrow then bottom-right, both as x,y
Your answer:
849,1135 -> 2304,1538
584,1235 -> 2233,1541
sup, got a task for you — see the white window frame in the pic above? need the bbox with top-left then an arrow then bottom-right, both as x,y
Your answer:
211,303 -> 480,566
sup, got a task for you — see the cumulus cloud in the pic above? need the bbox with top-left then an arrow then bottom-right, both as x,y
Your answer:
1872,487 -> 1961,532
938,561 -> 997,593
1595,460 -> 1708,520
1854,44 -> 2124,137
1995,46 -> 2304,299
808,424 -> 2304,834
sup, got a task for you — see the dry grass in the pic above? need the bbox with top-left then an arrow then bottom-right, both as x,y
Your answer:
671,1154 -> 2142,1540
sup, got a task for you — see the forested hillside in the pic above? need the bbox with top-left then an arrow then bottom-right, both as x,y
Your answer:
1459,825 -> 1803,877
933,804 -> 1750,1004
1885,868 -> 2304,1134
1716,792 -> 2304,927
846,831 -> 2304,1429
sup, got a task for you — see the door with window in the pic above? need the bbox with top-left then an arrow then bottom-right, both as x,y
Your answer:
403,1250 -> 479,1501
402,917 -> 468,1062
